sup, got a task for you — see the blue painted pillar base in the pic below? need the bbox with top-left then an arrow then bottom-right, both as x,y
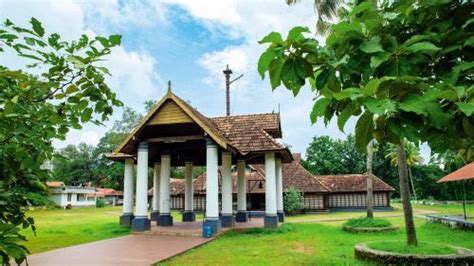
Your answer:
235,211 -> 249,223
220,214 -> 235,228
203,218 -> 222,236
182,211 -> 196,222
264,215 -> 279,229
150,211 -> 160,221
157,214 -> 173,226
277,211 -> 285,223
131,216 -> 151,231
119,213 -> 134,226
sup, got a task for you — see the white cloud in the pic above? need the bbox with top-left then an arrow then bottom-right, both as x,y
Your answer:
0,0 -> 162,149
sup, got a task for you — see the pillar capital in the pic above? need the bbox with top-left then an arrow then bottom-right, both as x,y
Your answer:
205,137 -> 217,147
138,141 -> 148,150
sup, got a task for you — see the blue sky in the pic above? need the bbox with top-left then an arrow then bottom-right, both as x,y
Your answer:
0,0 -> 431,160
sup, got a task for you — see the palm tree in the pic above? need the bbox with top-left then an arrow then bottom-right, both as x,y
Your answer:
386,142 -> 423,201
366,141 -> 374,218
286,0 -> 344,34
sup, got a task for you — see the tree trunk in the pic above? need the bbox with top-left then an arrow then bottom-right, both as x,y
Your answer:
397,142 -> 418,246
407,166 -> 418,201
366,141 -> 374,219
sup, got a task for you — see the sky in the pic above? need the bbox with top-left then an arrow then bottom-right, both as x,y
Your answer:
0,0 -> 431,160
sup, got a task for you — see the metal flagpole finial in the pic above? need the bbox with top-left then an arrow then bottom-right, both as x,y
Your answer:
167,80 -> 172,94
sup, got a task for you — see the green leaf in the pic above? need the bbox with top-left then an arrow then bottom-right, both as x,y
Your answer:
398,95 -> 427,115
464,36 -> 474,48
258,49 -> 275,79
359,36 -> 384,53
354,111 -> 374,153
457,102 -> 474,116
259,32 -> 283,45
351,2 -> 373,16
362,77 -> 392,96
332,88 -> 362,100
364,98 -> 396,115
65,85 -> 78,94
108,34 -> 121,46
81,108 -> 93,122
405,41 -> 440,54
310,98 -> 331,124
370,53 -> 390,70
30,17 -> 45,37
338,102 -> 357,132
287,26 -> 309,42
11,95 -> 19,104
268,58 -> 283,90
281,58 -> 306,95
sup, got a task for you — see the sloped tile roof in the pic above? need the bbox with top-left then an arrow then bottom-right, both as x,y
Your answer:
437,163 -> 474,183
46,181 -> 65,188
316,174 -> 395,192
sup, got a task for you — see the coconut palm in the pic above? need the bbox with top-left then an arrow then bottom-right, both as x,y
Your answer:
286,0 -> 345,34
386,142 -> 423,200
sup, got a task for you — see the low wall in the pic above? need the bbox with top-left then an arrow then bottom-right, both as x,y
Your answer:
426,215 -> 474,231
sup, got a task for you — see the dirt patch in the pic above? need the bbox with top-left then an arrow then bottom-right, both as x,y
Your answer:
291,243 -> 314,254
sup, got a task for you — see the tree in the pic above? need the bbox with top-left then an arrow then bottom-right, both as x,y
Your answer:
258,0 -> 473,246
0,18 -> 121,263
386,142 -> 423,200
366,141 -> 374,218
286,0 -> 344,34
283,187 -> 304,215
302,135 -> 365,175
53,143 -> 96,185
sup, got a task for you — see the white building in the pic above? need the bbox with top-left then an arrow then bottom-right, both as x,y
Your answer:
46,181 -> 97,208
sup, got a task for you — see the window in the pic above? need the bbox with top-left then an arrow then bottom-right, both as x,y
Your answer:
77,194 -> 80,202
67,193 -> 72,201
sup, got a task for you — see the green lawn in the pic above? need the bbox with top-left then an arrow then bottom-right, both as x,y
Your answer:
23,206 -> 129,254
164,216 -> 474,265
367,241 -> 457,255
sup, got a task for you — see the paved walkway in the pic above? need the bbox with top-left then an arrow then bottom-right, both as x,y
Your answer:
25,235 -> 212,266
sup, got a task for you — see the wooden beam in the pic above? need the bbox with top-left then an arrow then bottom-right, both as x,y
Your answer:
146,135 -> 205,143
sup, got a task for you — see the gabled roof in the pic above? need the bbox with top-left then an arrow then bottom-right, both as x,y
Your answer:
114,90 -> 229,154
46,181 -> 65,188
316,174 -> 395,193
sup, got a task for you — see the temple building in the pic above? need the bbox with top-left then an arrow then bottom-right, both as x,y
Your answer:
107,85 -> 292,235
166,153 -> 394,213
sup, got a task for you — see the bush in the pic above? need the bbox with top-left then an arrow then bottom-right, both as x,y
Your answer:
24,192 -> 53,206
96,198 -> 105,208
344,217 -> 392,228
284,187 -> 304,215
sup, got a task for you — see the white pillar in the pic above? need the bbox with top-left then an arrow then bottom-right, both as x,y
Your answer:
203,138 -> 221,234
151,162 -> 160,221
236,159 -> 248,222
158,154 -> 173,225
221,152 -> 234,227
264,152 -> 278,228
120,158 -> 134,226
276,157 -> 284,222
185,161 -> 194,212
132,142 -> 150,231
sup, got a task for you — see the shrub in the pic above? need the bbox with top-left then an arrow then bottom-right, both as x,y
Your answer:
96,198 -> 106,208
284,187 -> 304,215
344,217 -> 392,228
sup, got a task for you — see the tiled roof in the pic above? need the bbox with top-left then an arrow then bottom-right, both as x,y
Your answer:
46,181 -> 65,188
316,174 -> 395,192
210,114 -> 285,155
96,188 -> 123,196
437,163 -> 474,183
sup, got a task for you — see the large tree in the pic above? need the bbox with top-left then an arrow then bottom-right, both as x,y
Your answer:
258,0 -> 473,246
53,143 -> 96,185
0,18 -> 121,263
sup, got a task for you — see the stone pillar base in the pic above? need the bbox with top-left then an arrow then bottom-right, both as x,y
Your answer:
264,215 -> 278,229
203,218 -> 222,236
182,211 -> 196,222
235,211 -> 249,223
150,211 -> 160,221
131,216 -> 151,231
220,214 -> 235,228
157,214 -> 173,226
119,213 -> 134,226
277,211 -> 285,223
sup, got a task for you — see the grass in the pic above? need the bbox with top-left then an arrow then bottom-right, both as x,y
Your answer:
343,217 -> 392,228
367,241 -> 457,255
165,216 -> 474,265
23,206 -> 130,254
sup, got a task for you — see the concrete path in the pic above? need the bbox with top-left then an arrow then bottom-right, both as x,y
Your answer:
25,235 -> 212,266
